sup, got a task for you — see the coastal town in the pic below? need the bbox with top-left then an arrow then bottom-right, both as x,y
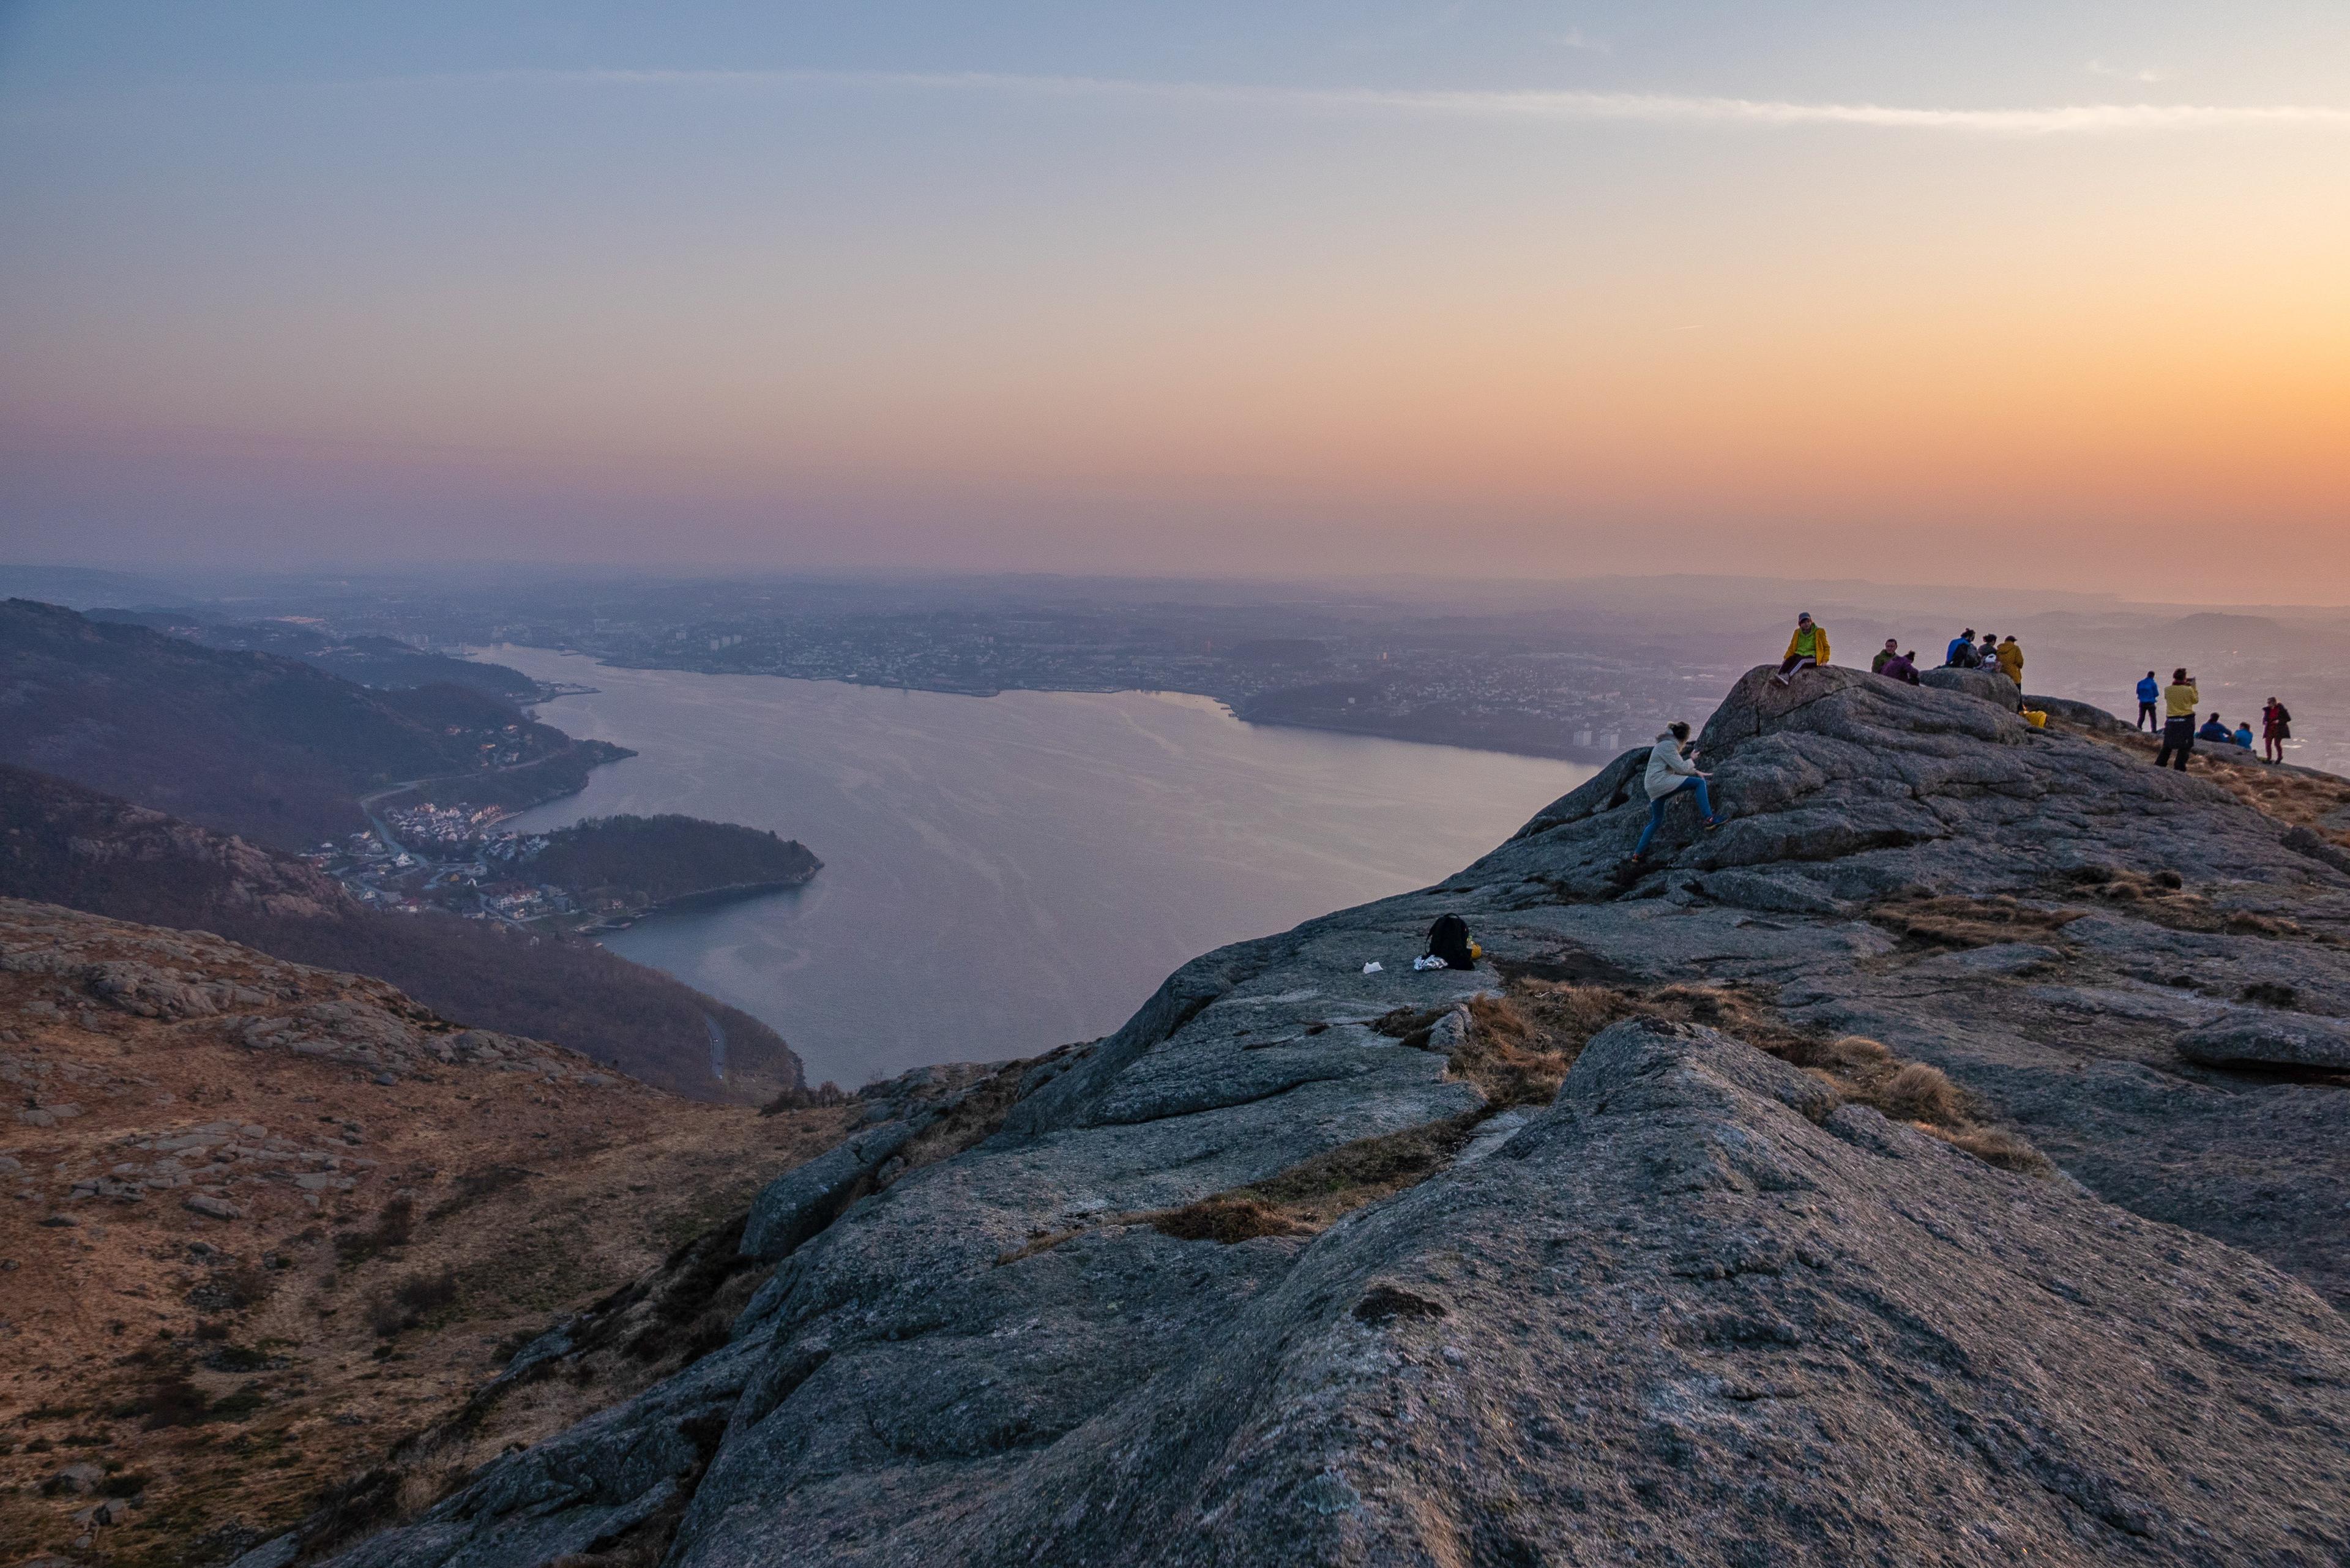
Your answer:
305,804 -> 588,930
303,799 -> 824,933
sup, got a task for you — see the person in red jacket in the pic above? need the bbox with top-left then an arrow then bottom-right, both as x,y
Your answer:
2262,698 -> 2292,764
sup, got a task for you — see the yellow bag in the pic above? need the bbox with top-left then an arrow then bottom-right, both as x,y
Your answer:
2023,709 -> 2048,728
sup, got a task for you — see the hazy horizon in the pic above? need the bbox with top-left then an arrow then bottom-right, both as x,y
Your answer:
14,559 -> 2350,619
6,4 -> 2348,598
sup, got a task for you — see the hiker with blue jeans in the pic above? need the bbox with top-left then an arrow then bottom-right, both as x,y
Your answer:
1632,721 -> 1721,861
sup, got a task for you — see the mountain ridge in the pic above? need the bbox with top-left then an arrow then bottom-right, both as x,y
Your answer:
0,599 -> 627,851
39,664 -> 2350,1566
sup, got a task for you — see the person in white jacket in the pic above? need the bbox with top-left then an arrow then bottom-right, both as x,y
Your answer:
1632,722 -> 1721,861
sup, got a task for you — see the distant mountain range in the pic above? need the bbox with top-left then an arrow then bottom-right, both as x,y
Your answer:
0,598 -> 626,850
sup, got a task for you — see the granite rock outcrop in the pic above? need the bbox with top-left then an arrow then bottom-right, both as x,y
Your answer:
296,665 -> 2350,1567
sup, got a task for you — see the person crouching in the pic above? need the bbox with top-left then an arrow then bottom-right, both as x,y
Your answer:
1632,722 -> 1722,862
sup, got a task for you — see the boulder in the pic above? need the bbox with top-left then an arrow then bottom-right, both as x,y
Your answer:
1920,665 -> 2023,710
40,1462 -> 105,1496
2176,1012 -> 2350,1071
184,1193 -> 244,1220
737,1119 -> 919,1261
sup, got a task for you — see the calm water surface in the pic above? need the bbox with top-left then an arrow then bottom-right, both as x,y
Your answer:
482,648 -> 1592,1088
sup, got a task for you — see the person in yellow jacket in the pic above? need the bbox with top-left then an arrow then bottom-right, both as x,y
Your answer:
1770,613 -> 1829,688
1995,635 -> 2024,685
2155,667 -> 2199,771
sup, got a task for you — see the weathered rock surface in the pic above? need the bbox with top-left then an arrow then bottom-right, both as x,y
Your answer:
2177,1012 -> 2350,1070
310,664 -> 2350,1567
1920,664 -> 2021,709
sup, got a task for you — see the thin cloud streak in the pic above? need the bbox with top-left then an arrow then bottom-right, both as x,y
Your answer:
2087,59 -> 2172,84
397,67 -> 2350,136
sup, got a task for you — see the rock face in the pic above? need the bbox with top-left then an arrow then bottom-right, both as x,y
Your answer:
311,665 -> 2350,1567
2177,1012 -> 2350,1070
1920,664 -> 2021,709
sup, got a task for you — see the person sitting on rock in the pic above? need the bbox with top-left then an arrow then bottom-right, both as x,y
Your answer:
2198,712 -> 2233,745
2233,720 -> 2255,749
2136,671 -> 2161,731
1632,721 -> 1721,861
1945,629 -> 1980,667
1772,613 -> 1829,687
2155,670 -> 2199,770
1879,649 -> 1921,685
1871,638 -> 1900,674
1995,635 -> 2024,685
1979,633 -> 2001,668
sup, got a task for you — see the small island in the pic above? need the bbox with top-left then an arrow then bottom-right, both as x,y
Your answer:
532,813 -> 822,913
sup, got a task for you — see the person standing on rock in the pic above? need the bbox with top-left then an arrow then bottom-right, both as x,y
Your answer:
1995,635 -> 2024,687
2136,671 -> 2161,731
2262,698 -> 2291,764
1772,613 -> 1829,687
2155,668 -> 2199,769
1632,721 -> 1721,861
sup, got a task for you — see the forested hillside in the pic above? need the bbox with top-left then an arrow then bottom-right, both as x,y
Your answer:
531,813 -> 821,906
84,608 -> 543,701
0,599 -> 625,848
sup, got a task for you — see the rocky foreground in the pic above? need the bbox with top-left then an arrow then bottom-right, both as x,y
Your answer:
183,668 -> 2350,1562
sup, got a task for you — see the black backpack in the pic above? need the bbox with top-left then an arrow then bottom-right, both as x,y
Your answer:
1425,914 -> 1476,970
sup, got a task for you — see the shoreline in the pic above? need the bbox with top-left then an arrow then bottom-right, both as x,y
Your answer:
502,646 -> 1627,767
578,873 -> 821,932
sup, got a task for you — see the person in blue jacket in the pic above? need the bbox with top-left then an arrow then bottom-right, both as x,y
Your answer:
2136,671 -> 2160,731
1945,629 -> 1979,667
2198,713 -> 2233,744
2233,721 -> 2255,749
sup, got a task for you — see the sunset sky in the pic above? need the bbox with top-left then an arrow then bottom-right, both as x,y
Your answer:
3,3 -> 2347,599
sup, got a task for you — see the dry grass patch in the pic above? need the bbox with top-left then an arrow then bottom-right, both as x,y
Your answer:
1452,979 -> 1817,1108
1147,1198 -> 1316,1245
1142,984 -> 2057,1254
1870,894 -> 2084,950
2057,864 -> 2311,941
1143,1114 -> 1483,1242
1793,1036 -> 2055,1177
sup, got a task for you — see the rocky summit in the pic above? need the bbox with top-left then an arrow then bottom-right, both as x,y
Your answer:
258,667 -> 2350,1565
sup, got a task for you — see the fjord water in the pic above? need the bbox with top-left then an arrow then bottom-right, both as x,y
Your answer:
482,648 -> 1593,1088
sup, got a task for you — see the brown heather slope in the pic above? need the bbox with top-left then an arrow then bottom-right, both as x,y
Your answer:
0,898 -> 854,1566
0,764 -> 805,1102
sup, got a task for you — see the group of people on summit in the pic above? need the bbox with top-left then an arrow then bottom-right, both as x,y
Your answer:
2136,671 -> 2292,769
1770,614 -> 2026,692
1630,611 -> 2302,861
